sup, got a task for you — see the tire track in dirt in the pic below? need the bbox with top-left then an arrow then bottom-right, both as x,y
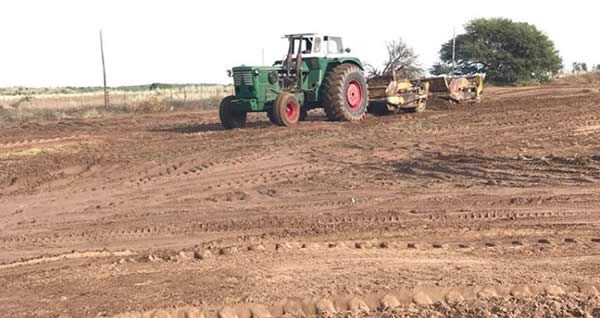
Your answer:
0,134 -> 92,149
1,203 -> 593,250
388,152 -> 600,186
122,150 -> 327,194
0,249 -> 135,270
126,152 -> 273,186
5,230 -> 598,270
120,234 -> 600,268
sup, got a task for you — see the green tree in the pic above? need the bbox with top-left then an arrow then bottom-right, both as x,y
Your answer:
572,62 -> 590,73
429,62 -> 454,75
437,18 -> 562,83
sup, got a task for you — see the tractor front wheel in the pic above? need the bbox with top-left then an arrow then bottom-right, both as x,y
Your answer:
322,64 -> 368,121
268,106 -> 305,124
272,92 -> 300,127
219,96 -> 247,129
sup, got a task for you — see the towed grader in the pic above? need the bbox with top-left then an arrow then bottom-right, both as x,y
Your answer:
421,74 -> 485,104
219,34 -> 483,129
367,76 -> 429,115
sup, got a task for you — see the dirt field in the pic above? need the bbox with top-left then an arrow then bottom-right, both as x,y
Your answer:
1,84 -> 600,318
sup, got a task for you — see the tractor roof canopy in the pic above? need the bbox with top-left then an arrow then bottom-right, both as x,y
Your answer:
283,34 -> 348,57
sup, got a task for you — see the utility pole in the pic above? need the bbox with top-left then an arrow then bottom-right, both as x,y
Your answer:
261,48 -> 265,66
451,26 -> 456,74
100,30 -> 110,108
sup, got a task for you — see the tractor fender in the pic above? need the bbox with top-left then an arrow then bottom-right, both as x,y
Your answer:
328,57 -> 364,71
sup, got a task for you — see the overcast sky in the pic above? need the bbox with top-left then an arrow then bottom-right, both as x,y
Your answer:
1,0 -> 598,87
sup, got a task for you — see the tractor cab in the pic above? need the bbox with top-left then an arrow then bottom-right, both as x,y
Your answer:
283,33 -> 351,58
278,34 -> 353,90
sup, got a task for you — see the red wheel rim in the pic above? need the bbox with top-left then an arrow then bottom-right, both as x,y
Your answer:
346,80 -> 363,110
286,101 -> 298,121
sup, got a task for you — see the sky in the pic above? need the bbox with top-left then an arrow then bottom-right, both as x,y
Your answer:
0,0 -> 598,87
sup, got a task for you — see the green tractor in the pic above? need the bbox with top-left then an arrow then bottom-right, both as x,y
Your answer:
219,33 -> 368,129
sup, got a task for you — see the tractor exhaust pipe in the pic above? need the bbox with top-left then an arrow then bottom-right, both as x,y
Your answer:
295,36 -> 303,89
285,38 -> 294,82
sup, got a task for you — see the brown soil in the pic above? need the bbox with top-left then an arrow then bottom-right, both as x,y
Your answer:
1,85 -> 600,318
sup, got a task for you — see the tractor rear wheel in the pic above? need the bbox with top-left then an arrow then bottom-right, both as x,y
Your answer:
219,96 -> 247,129
272,92 -> 300,127
322,63 -> 368,121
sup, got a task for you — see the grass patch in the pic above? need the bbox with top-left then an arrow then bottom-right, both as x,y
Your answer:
0,96 -> 223,127
0,141 -> 93,159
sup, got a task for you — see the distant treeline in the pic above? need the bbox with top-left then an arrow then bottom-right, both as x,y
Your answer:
0,83 -> 231,96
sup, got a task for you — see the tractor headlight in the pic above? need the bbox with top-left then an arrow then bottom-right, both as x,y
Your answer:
268,71 -> 278,85
254,70 -> 260,76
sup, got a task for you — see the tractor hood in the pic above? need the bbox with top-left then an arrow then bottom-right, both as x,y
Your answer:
230,66 -> 281,86
231,65 -> 281,74
230,65 -> 283,101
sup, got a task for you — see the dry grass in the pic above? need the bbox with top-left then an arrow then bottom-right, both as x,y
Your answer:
0,85 -> 232,127
552,71 -> 600,86
0,141 -> 92,159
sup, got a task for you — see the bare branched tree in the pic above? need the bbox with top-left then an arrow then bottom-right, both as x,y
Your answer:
367,39 -> 423,79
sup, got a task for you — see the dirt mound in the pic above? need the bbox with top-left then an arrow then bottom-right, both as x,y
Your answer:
340,295 -> 600,318
111,285 -> 600,318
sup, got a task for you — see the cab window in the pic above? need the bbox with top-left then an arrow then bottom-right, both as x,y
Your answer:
290,37 -> 315,55
313,37 -> 321,53
324,36 -> 344,54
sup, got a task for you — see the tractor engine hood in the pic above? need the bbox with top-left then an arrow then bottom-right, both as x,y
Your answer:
231,66 -> 281,86
230,66 -> 284,101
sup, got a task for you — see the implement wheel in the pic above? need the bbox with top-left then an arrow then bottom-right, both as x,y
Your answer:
368,101 -> 391,116
321,63 -> 368,121
219,96 -> 247,129
272,92 -> 300,127
407,100 -> 427,113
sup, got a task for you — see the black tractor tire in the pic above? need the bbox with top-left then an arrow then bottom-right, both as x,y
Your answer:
266,109 -> 277,124
299,108 -> 308,121
368,101 -> 391,116
321,63 -> 368,122
219,96 -> 247,129
272,92 -> 300,127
